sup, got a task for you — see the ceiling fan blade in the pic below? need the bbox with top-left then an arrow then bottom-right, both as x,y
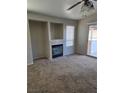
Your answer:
67,1 -> 83,10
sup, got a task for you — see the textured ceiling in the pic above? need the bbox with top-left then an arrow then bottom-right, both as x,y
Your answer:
27,0 -> 96,20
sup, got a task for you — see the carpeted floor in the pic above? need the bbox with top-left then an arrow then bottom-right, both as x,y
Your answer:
27,55 -> 97,93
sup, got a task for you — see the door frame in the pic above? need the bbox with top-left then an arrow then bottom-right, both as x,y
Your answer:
86,23 -> 97,58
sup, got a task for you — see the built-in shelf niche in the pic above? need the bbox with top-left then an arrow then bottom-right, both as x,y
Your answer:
50,23 -> 64,40
29,20 -> 49,60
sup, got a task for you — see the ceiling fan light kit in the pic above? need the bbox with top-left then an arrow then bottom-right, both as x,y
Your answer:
67,0 -> 97,17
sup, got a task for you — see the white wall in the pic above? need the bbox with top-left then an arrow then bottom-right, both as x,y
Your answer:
76,13 -> 97,55
27,11 -> 97,63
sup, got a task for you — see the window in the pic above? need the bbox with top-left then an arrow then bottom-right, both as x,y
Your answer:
87,25 -> 97,57
66,26 -> 75,47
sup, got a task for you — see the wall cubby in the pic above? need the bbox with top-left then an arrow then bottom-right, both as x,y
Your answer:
50,23 -> 64,40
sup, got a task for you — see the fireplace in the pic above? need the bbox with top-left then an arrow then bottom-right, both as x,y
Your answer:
52,44 -> 63,58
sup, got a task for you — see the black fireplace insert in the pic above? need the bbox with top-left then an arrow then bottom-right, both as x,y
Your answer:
52,44 -> 63,58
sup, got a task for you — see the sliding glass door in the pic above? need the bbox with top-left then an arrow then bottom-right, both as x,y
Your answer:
87,25 -> 97,57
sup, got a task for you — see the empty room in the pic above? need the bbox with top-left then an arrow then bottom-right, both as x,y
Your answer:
27,0 -> 97,93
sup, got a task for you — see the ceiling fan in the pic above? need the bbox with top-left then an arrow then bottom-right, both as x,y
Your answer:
67,0 -> 97,11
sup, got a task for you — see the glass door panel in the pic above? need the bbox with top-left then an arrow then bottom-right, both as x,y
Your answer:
87,25 -> 97,57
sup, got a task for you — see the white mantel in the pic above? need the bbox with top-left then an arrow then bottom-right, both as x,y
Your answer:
50,39 -> 64,45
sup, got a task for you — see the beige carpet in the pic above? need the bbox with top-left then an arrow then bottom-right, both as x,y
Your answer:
27,55 -> 97,93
